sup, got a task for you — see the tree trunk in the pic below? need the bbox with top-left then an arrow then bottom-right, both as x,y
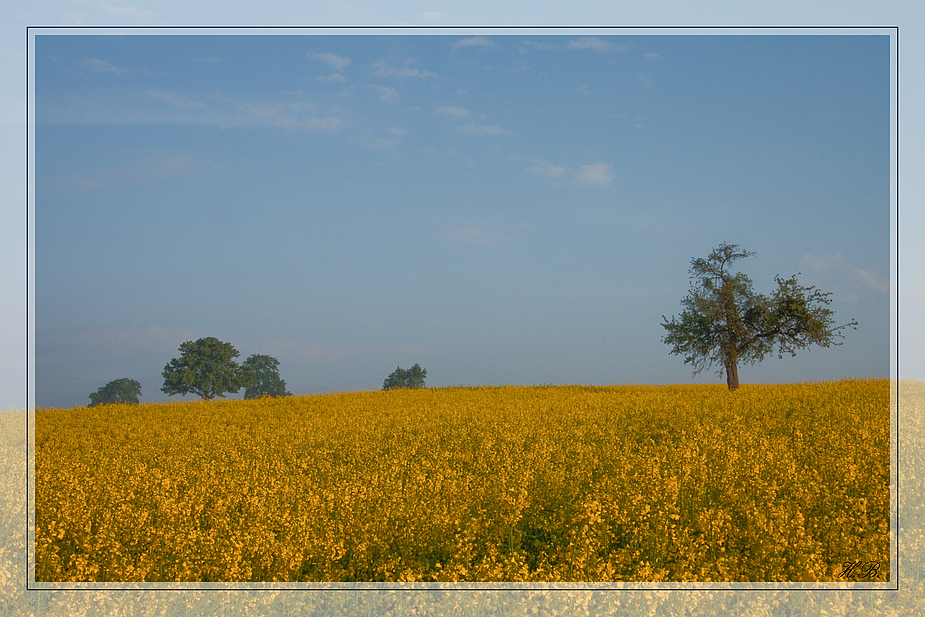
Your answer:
720,281 -> 741,392
725,361 -> 740,391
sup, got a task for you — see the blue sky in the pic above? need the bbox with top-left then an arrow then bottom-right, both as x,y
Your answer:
31,32 -> 892,408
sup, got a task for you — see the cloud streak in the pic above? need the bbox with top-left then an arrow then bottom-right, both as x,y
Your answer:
802,252 -> 847,271
364,127 -> 406,151
527,163 -> 566,179
436,106 -> 471,118
566,37 -> 630,53
456,123 -> 512,137
369,85 -> 399,103
373,60 -> 438,79
84,58 -> 132,76
242,100 -> 343,131
522,159 -> 614,186
801,252 -> 889,294
311,52 -> 351,72
575,163 -> 614,186
852,269 -> 890,293
453,37 -> 498,52
41,86 -> 346,133
304,117 -> 344,131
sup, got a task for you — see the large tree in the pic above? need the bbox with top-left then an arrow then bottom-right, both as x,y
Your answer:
661,243 -> 858,390
242,354 -> 292,399
88,378 -> 142,406
161,337 -> 250,400
383,364 -> 427,390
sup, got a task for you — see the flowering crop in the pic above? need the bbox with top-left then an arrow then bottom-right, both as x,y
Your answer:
34,379 -> 889,582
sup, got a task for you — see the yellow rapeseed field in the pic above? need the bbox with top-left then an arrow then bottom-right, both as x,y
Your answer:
34,379 -> 889,583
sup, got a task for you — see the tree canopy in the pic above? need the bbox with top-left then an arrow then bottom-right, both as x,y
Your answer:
243,354 -> 292,399
89,378 -> 142,406
383,364 -> 427,390
161,337 -> 250,400
661,242 -> 858,390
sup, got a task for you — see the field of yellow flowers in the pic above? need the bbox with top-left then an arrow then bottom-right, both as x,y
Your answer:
34,379 -> 889,583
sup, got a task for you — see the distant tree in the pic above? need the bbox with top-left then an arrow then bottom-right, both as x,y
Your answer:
383,363 -> 427,390
88,378 -> 142,406
161,337 -> 250,400
243,354 -> 292,399
661,242 -> 858,391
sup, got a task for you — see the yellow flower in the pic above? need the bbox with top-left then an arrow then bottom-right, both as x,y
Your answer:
34,379 -> 889,583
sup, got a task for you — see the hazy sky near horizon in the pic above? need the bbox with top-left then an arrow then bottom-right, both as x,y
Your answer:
34,32 -> 890,408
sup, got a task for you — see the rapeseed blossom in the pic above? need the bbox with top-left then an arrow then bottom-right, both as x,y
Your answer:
35,380 -> 889,582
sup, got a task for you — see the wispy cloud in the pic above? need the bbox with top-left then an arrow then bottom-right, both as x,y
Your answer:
520,40 -> 558,52
364,127 -> 407,150
802,252 -> 847,271
456,123 -> 512,137
42,87 -> 345,132
852,269 -> 890,293
521,37 -> 630,54
373,59 -> 437,79
311,52 -> 351,72
305,117 -> 345,131
443,225 -> 515,246
567,37 -> 629,53
369,85 -> 400,103
436,106 -> 471,118
575,163 -> 614,186
453,37 -> 498,52
801,252 -> 889,294
84,58 -> 132,76
317,73 -> 348,83
311,52 -> 351,84
244,101 -> 308,125
242,100 -> 343,131
522,159 -> 612,186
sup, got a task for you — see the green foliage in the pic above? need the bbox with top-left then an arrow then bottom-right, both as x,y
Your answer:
661,242 -> 858,390
88,378 -> 141,407
383,363 -> 427,390
242,354 -> 292,399
161,337 -> 250,400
